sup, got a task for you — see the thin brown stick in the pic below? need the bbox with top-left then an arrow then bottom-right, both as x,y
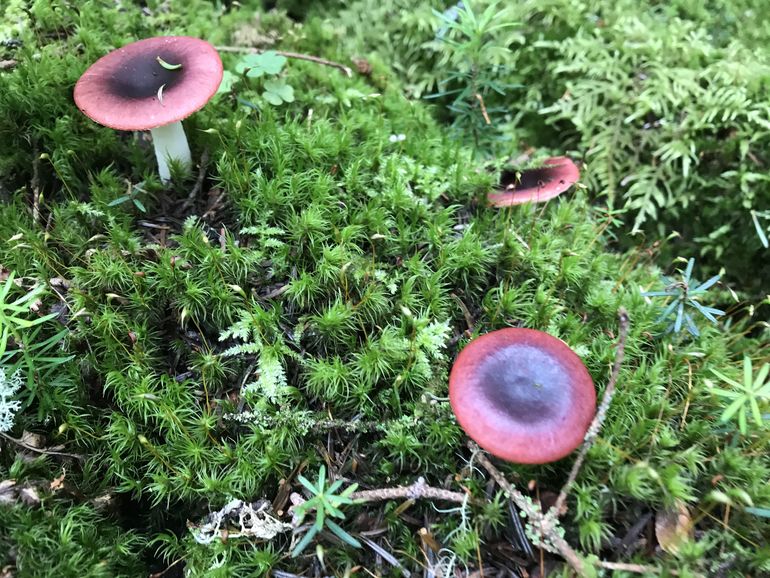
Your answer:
470,441 -> 586,575
598,561 -> 659,574
0,432 -> 84,461
597,560 -> 700,577
550,309 -> 630,518
475,93 -> 491,125
31,140 -> 41,224
351,477 -> 482,506
468,441 -> 532,515
182,149 -> 209,211
201,189 -> 226,221
451,292 -> 475,333
215,46 -> 353,77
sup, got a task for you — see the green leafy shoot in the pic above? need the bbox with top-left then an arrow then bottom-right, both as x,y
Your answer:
291,465 -> 360,557
108,181 -> 147,212
426,0 -> 521,153
750,209 -> 769,249
641,258 -> 724,336
0,272 -> 57,359
709,356 -> 770,435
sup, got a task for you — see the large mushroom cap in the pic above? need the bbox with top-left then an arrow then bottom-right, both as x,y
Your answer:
487,156 -> 580,207
449,328 -> 595,464
74,36 -> 223,131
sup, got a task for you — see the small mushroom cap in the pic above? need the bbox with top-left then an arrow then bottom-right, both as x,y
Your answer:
449,328 -> 595,464
74,36 -> 223,131
487,156 -> 580,207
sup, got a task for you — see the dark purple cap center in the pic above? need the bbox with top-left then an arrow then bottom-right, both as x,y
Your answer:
478,345 -> 567,424
107,50 -> 186,100
501,166 -> 554,191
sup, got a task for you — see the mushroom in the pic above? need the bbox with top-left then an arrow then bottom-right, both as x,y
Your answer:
74,36 -> 223,183
449,328 -> 595,464
487,156 -> 580,207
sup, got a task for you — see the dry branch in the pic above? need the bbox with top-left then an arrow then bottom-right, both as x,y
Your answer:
351,477 -> 482,506
550,307 -> 630,517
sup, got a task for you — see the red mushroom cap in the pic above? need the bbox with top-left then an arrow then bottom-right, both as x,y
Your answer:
487,156 -> 580,207
74,36 -> 223,131
449,328 -> 595,464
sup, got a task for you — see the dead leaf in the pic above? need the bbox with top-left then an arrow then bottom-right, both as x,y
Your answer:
20,431 -> 44,449
655,501 -> 693,554
50,468 -> 66,491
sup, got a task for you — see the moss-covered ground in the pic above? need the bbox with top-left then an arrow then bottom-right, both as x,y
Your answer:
1,1 -> 769,577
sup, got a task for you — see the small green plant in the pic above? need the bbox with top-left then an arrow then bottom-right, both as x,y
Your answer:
709,356 -> 770,435
0,272 -> 57,359
751,209 -> 770,248
641,258 -> 724,337
427,0 -> 521,153
291,465 -> 360,557
218,50 -> 294,107
107,180 -> 148,213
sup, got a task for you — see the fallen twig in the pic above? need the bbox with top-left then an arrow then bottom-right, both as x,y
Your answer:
597,560 -> 701,577
350,477 -> 482,506
215,45 -> 353,77
550,308 -> 630,518
470,442 -> 586,574
0,432 -> 84,461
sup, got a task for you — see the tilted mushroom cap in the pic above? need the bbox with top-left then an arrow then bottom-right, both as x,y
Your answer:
488,156 -> 580,207
449,328 -> 595,464
74,36 -> 223,131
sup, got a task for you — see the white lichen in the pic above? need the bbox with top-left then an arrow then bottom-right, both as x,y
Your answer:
0,367 -> 22,433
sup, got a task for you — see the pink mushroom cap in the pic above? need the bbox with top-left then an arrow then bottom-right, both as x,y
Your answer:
74,36 -> 223,131
487,156 -> 580,207
449,328 -> 596,464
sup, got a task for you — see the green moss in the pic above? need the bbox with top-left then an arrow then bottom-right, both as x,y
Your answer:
1,0 -> 768,576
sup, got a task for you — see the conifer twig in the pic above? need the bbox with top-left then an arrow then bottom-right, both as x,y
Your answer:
215,46 -> 353,77
550,308 -> 630,518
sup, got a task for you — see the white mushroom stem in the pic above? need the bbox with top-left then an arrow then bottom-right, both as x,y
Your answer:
150,121 -> 192,182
